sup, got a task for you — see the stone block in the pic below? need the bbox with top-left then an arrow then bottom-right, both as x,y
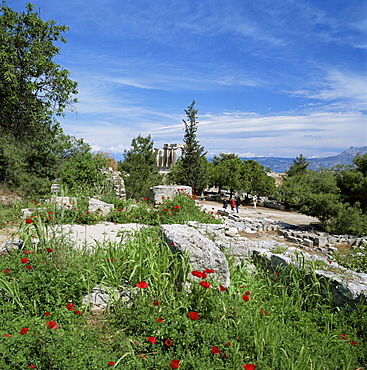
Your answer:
88,198 -> 114,216
314,236 -> 328,247
150,185 -> 192,204
160,224 -> 230,288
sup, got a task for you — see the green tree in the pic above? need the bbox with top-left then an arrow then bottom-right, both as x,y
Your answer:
0,2 -> 77,139
58,137 -> 106,194
211,154 -> 243,198
118,135 -> 163,199
287,154 -> 309,177
0,2 -> 77,195
241,159 -> 276,196
173,101 -> 208,195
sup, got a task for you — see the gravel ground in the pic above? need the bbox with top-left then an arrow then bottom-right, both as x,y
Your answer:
198,200 -> 319,227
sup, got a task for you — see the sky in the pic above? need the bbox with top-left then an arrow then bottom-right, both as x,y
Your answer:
6,0 -> 367,160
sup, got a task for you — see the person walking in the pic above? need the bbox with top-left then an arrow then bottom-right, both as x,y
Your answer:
235,198 -> 241,213
253,195 -> 258,209
229,198 -> 236,211
223,199 -> 228,209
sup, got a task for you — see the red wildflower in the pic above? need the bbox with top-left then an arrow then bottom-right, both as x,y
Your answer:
200,281 -> 211,289
23,250 -> 30,254
44,312 -> 50,316
2,334 -> 10,337
188,311 -> 199,320
48,211 -> 53,215
3,270 -> 9,273
211,346 -> 220,354
226,342 -> 231,346
19,327 -> 29,335
164,209 -> 169,212
136,281 -> 148,289
20,258 -> 29,264
108,361 -> 115,366
25,265 -> 32,270
153,300 -> 159,306
259,308 -> 269,315
169,359 -> 180,369
46,320 -> 58,330
165,339 -> 173,346
191,270 -> 205,278
242,294 -> 250,301
243,365 -> 255,370
75,310 -> 81,315
66,302 -> 74,311
46,248 -> 53,253
25,218 -> 32,224
29,365 -> 35,369
156,318 -> 163,323
350,340 -> 357,346
219,285 -> 226,291
203,268 -> 215,273
245,291 -> 251,296
147,336 -> 156,344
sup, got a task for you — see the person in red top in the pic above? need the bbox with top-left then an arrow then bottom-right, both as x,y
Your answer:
229,198 -> 236,211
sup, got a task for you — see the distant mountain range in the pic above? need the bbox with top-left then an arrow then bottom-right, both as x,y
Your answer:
239,146 -> 367,173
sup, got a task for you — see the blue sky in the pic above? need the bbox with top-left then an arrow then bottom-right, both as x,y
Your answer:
6,0 -> 367,159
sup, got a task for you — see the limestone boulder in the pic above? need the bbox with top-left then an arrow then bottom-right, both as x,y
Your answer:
160,224 -> 230,288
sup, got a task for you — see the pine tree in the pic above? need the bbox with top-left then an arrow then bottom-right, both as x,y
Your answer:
177,101 -> 209,195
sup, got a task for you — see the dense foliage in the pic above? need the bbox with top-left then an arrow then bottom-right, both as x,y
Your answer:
210,154 -> 276,198
0,3 -> 110,197
277,153 -> 367,235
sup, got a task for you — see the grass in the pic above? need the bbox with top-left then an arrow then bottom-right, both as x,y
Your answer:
0,192 -> 366,369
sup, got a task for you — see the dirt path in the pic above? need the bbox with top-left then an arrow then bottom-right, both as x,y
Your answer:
199,200 -> 319,227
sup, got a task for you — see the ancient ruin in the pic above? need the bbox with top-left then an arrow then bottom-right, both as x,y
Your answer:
155,143 -> 184,170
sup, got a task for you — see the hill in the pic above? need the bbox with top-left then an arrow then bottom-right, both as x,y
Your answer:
240,146 -> 367,173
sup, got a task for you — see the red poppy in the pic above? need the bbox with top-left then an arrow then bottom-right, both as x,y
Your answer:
350,340 -> 357,346
25,265 -> 32,270
28,365 -> 35,369
188,311 -> 199,320
242,294 -> 250,301
211,346 -> 220,354
48,211 -> 53,215
191,270 -> 204,278
46,320 -> 58,330
19,327 -> 28,334
219,285 -> 226,291
75,310 -> 81,315
165,339 -> 173,346
23,250 -> 30,254
226,342 -> 231,346
3,270 -> 9,273
44,312 -> 50,316
136,281 -> 148,289
243,364 -> 255,370
245,291 -> 250,296
169,359 -> 180,369
204,268 -> 215,273
66,302 -> 74,311
153,300 -> 159,306
108,361 -> 115,366
25,218 -> 32,224
200,281 -> 211,289
20,258 -> 29,264
147,336 -> 156,344
156,318 -> 163,323
2,334 -> 10,337
46,248 -> 53,253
